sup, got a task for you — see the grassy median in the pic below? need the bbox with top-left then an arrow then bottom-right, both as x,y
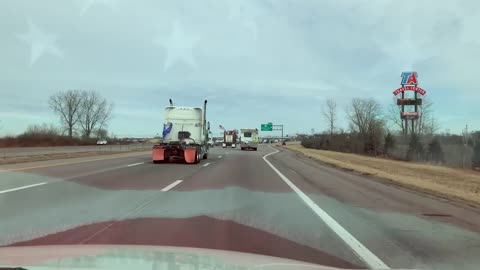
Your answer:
285,142 -> 480,206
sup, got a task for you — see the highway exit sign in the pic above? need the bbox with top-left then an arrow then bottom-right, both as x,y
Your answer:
261,122 -> 273,131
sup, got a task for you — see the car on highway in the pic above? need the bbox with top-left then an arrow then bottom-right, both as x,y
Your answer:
208,139 -> 214,147
96,139 -> 108,145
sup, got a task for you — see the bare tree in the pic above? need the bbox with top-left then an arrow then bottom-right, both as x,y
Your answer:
415,98 -> 440,135
322,98 -> 337,136
79,91 -> 113,138
387,97 -> 439,136
49,90 -> 83,138
346,98 -> 382,136
386,97 -> 406,134
94,128 -> 108,139
346,98 -> 384,154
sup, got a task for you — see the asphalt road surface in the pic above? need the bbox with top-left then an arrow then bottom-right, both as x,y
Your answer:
1,145 -> 480,269
0,144 -> 152,158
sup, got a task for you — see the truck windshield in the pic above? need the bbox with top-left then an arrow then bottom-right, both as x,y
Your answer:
243,132 -> 252,138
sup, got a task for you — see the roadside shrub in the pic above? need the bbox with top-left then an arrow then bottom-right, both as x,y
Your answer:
427,137 -> 444,164
472,140 -> 480,170
407,134 -> 424,161
1,123 -> 97,147
384,132 -> 396,156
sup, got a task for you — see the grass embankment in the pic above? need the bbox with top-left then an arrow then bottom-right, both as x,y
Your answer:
285,142 -> 480,206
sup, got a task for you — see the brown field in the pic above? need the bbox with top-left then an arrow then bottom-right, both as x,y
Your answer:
285,142 -> 480,206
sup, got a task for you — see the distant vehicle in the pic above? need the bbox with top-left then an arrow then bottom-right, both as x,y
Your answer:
215,138 -> 224,146
152,99 -> 210,164
208,139 -> 214,147
222,130 -> 237,148
240,128 -> 259,151
96,139 -> 108,145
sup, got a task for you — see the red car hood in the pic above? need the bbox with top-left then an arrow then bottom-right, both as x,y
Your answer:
0,245 -> 341,270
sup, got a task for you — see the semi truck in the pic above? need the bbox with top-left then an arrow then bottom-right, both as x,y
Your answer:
222,130 -> 237,148
152,99 -> 210,164
240,128 -> 259,151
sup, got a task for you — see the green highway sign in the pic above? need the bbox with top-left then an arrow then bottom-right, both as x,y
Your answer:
261,122 -> 273,131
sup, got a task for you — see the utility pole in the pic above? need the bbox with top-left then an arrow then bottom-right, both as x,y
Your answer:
273,124 -> 284,142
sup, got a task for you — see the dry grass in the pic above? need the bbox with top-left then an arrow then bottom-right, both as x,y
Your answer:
285,142 -> 480,206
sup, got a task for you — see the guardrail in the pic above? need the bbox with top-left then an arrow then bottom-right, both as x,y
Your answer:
0,143 -> 153,159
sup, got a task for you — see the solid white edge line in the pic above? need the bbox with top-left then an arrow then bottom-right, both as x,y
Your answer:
127,162 -> 145,167
0,182 -> 47,194
161,180 -> 183,192
263,147 -> 390,270
202,163 -> 211,167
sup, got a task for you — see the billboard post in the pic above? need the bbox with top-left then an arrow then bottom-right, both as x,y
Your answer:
393,72 -> 427,136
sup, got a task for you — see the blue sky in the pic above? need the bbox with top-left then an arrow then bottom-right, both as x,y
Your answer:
0,0 -> 479,137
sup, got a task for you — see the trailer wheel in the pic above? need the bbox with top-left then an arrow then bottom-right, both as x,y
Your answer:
203,153 -> 208,159
195,147 -> 201,164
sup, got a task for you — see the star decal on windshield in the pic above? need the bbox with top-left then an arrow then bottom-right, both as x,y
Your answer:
17,20 -> 63,66
154,21 -> 200,71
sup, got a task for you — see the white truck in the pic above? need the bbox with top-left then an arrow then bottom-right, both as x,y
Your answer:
239,128 -> 259,151
152,99 -> 210,164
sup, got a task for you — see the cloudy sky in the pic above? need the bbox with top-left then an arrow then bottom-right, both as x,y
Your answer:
0,0 -> 479,137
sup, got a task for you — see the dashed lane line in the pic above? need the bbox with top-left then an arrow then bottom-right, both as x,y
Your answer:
161,180 -> 183,192
127,162 -> 145,167
0,183 -> 47,194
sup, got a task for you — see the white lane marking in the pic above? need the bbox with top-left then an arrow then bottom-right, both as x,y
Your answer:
263,147 -> 390,270
127,162 -> 145,167
0,182 -> 47,194
218,156 -> 222,158
161,180 -> 183,192
202,162 -> 211,167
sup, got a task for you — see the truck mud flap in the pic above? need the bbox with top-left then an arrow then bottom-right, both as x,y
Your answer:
152,146 -> 166,163
184,148 -> 197,164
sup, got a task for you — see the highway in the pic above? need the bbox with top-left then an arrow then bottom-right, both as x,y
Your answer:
1,145 -> 480,269
0,144 -> 152,158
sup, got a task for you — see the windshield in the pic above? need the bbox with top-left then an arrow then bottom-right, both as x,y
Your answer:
1,1 -> 480,270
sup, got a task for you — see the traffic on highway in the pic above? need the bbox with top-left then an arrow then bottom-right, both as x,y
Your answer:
2,1 -> 480,270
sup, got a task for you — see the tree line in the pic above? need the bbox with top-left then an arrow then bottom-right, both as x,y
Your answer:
49,90 -> 113,139
304,97 -> 480,170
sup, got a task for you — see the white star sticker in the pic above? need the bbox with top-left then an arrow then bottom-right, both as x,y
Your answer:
154,21 -> 200,71
229,0 -> 259,40
17,20 -> 63,66
81,0 -> 116,15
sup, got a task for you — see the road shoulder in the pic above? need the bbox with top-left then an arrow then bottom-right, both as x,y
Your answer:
284,143 -> 480,208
